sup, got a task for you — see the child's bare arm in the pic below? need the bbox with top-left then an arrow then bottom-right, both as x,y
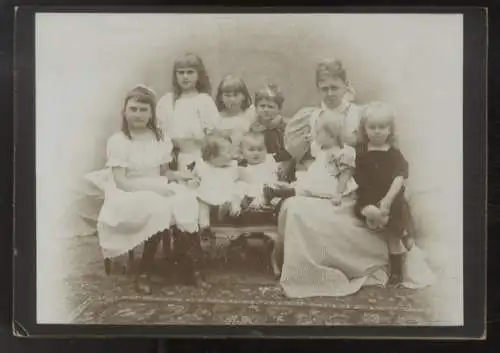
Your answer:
379,176 -> 405,211
112,167 -> 174,196
380,150 -> 408,212
162,162 -> 198,183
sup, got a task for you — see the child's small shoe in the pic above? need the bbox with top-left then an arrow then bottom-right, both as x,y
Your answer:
134,274 -> 153,295
387,273 -> 403,287
388,253 -> 404,287
240,195 -> 255,210
193,271 -> 210,290
218,202 -> 232,220
263,185 -> 295,203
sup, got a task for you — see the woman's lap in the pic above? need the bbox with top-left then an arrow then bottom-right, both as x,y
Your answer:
278,196 -> 390,297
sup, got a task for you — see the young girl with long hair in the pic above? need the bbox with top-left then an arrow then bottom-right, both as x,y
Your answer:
354,102 -> 415,285
156,53 -> 221,172
85,85 -> 200,294
214,74 -> 256,151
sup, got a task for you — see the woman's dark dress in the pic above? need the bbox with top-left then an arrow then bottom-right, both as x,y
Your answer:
353,144 -> 412,236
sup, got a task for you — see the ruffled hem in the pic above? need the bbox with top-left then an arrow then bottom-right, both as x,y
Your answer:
98,221 -> 172,259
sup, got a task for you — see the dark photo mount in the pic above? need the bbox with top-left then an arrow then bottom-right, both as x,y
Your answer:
12,6 -> 487,339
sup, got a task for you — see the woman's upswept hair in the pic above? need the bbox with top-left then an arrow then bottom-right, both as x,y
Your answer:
357,101 -> 398,147
172,52 -> 212,101
315,58 -> 348,86
201,132 -> 232,162
215,74 -> 252,112
121,84 -> 162,141
254,83 -> 285,109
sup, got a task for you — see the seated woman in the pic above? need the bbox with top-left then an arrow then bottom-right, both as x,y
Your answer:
276,60 -> 434,297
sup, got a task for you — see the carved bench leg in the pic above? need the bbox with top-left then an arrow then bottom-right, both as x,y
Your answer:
126,250 -> 135,276
104,258 -> 112,276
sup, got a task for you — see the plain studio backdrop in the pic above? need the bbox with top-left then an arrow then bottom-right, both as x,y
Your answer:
35,13 -> 463,325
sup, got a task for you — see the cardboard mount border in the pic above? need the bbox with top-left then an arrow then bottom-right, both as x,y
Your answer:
12,6 -> 488,339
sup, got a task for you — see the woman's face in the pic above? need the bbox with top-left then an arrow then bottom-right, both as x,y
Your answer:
222,91 -> 245,114
124,99 -> 151,130
317,77 -> 347,109
176,67 -> 198,92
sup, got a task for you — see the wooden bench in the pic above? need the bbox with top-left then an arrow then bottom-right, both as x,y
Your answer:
102,207 -> 280,276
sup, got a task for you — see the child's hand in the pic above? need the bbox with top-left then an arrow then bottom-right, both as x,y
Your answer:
361,205 -> 383,230
178,170 -> 196,181
273,181 -> 291,189
379,198 -> 392,216
229,201 -> 241,216
330,193 -> 342,206
185,178 -> 200,189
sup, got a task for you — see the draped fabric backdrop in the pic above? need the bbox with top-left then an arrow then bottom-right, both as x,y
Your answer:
35,14 -> 463,324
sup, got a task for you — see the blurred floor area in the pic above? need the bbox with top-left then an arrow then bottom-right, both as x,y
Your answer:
55,234 -> 446,326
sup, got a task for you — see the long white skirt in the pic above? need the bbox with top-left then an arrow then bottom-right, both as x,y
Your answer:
278,195 -> 435,297
85,169 -> 199,259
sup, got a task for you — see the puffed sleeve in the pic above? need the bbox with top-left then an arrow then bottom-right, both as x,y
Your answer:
392,148 -> 409,179
199,93 -> 221,134
156,93 -> 174,138
284,107 -> 317,161
105,133 -> 130,168
342,104 -> 362,147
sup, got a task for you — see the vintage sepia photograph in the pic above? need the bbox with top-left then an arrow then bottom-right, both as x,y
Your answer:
34,12 -> 464,327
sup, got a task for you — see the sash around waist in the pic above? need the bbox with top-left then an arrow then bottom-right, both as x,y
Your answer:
172,138 -> 204,153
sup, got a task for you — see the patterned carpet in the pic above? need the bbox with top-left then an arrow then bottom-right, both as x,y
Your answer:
65,236 -> 434,325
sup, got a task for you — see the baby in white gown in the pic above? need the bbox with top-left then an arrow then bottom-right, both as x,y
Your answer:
264,110 -> 357,204
191,134 -> 245,231
236,132 -> 284,208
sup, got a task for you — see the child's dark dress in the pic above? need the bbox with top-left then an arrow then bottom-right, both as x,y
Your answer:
250,117 -> 291,162
353,144 -> 412,237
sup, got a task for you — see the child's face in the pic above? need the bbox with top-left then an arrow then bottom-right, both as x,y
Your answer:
241,137 -> 267,165
364,116 -> 391,146
256,98 -> 280,124
315,123 -> 339,149
176,67 -> 198,91
209,142 -> 234,168
222,91 -> 245,113
317,77 -> 347,110
124,99 -> 152,130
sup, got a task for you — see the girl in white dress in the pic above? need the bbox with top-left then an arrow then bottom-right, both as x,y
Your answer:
85,85 -> 200,294
214,75 -> 256,152
156,53 -> 221,172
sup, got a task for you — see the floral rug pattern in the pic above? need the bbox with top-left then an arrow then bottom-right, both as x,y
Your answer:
64,236 -> 436,325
